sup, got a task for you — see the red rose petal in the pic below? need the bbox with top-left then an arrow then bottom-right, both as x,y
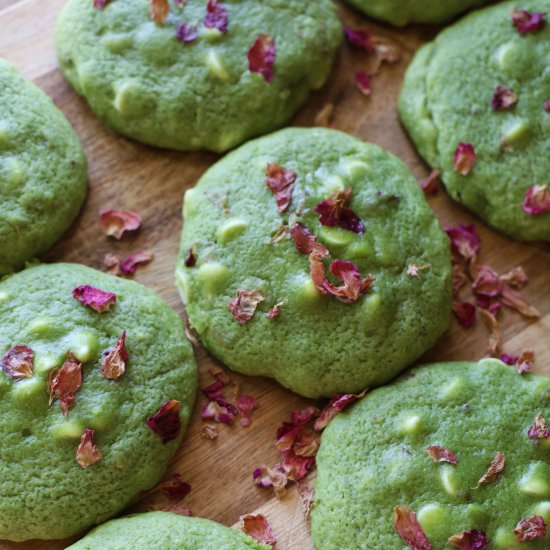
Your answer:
528,413 -> 550,440
48,354 -> 83,416
325,259 -> 374,304
343,26 -> 375,52
240,514 -> 277,546
151,474 -> 191,500
229,289 -> 264,324
290,223 -> 330,257
98,210 -> 141,240
204,0 -> 228,33
314,390 -> 367,431
120,251 -> 154,275
511,10 -> 546,34
1,345 -> 34,381
202,380 -> 226,400
448,530 -> 490,550
176,22 -> 199,43
452,301 -> 477,327
101,331 -> 128,380
76,429 -> 102,468
426,445 -> 458,465
472,265 -> 503,299
419,169 -> 440,195
454,142 -> 476,176
522,184 -> 550,215
392,505 -> 432,550
248,34 -> 276,83
265,163 -> 297,213
147,399 -> 182,443
491,85 -> 518,111
266,299 -> 287,319
444,224 -> 480,261
73,285 -> 116,313
290,406 -> 320,427
313,188 -> 365,234
236,395 -> 258,427
201,399 -> 237,425
513,515 -> 547,542
476,451 -> 505,487
355,71 -> 372,96
150,0 -> 170,25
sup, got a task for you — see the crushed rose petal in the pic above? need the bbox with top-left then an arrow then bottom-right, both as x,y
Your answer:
229,289 -> 264,324
444,224 -> 480,261
476,451 -> 505,487
500,349 -> 534,374
120,251 -> 154,275
73,285 -> 116,313
314,390 -> 367,431
452,301 -> 477,327
176,22 -> 199,44
147,400 -> 181,443
150,0 -> 170,25
454,143 -> 476,176
149,502 -> 192,516
511,9 -> 546,34
491,85 -> 518,111
201,399 -> 237,425
240,514 -> 277,546
448,530 -> 489,550
419,169 -> 440,195
343,26 -> 375,52
98,210 -> 141,239
393,505 -> 433,550
102,331 -> 128,380
266,298 -> 287,319
355,71 -> 372,96
202,380 -> 226,400
1,345 -> 34,381
522,184 -> 550,215
253,465 -> 288,498
528,413 -> 550,440
76,429 -> 102,468
296,479 -> 315,520
501,266 -> 528,288
48,354 -> 82,415
236,395 -> 258,427
314,188 -> 365,234
290,223 -> 330,257
265,163 -> 297,213
199,424 -> 218,439
478,308 -> 501,356
103,253 -> 122,275
426,446 -> 458,465
204,0 -> 228,33
513,515 -> 547,542
407,264 -> 430,278
501,285 -> 540,318
248,34 -> 276,83
151,474 -> 191,500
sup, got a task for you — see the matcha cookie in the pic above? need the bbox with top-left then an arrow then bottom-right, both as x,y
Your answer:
68,512 -> 270,549
400,1 -> 550,241
55,0 -> 342,152
176,128 -> 451,398
312,359 -> 550,549
342,0 -> 490,26
0,263 -> 197,541
0,60 -> 87,275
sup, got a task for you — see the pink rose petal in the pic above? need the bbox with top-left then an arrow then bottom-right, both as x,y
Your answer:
454,142 -> 476,176
229,289 -> 264,324
314,188 -> 365,234
452,301 -> 477,327
2,345 -> 34,381
343,26 -> 375,52
444,224 -> 480,261
73,285 -> 116,313
528,413 -> 550,440
419,169 -> 440,195
448,530 -> 489,550
248,34 -> 276,82
76,429 -> 102,468
355,71 -> 372,96
265,163 -> 297,213
176,22 -> 199,43
147,399 -> 182,443
476,451 -> 505,487
511,10 -> 546,34
204,0 -> 228,33
48,354 -> 82,416
491,85 -> 518,111
522,184 -> 550,215
513,515 -> 547,542
201,399 -> 237,425
120,251 -> 154,275
426,445 -> 458,465
99,210 -> 141,240
240,514 -> 277,546
290,223 -> 330,258
236,395 -> 258,427
101,331 -> 128,380
314,390 -> 367,431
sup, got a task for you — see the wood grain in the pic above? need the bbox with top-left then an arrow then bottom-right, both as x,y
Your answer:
1,1 -> 549,549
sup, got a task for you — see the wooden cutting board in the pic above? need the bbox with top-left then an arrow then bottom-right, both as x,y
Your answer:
1,1 -> 549,548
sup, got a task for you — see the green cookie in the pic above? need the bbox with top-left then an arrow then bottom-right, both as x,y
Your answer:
0,60 -> 87,275
342,0 -> 490,25
400,0 -> 550,241
312,359 -> 550,549
68,512 -> 270,549
0,263 -> 197,541
177,128 -> 451,398
55,0 -> 342,152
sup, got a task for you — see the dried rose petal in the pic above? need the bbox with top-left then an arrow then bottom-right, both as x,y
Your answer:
48,354 -> 82,416
454,143 -> 476,176
452,301 -> 476,327
491,86 -> 518,111
314,188 -> 365,234
248,34 -> 276,83
229,289 -> 264,324
204,0 -> 228,32
500,353 -> 519,366
448,530 -> 489,549
265,163 -> 297,213
355,71 -> 372,96
407,264 -> 430,278
478,308 -> 501,356
149,502 -> 192,516
240,514 -> 277,546
323,259 -> 374,304
270,224 -> 289,245
120,251 -> 154,275
176,22 -> 199,44
236,395 -> 258,427
2,345 -> 34,381
296,479 -> 314,520
501,285 -> 540,318
501,266 -> 528,288
73,285 -> 116,313
76,429 -> 102,468
93,0 -> 109,9
147,400 -> 181,443
444,225 -> 479,261
545,100 -> 550,112
315,102 -> 334,127
511,10 -> 546,34
291,406 -> 320,426
476,451 -> 505,487
314,390 -> 367,431
103,253 -> 122,275
452,262 -> 469,297
184,247 -> 197,267
426,446 -> 458,465
513,515 -> 547,542
199,424 -> 218,439
343,26 -> 375,52
201,399 -> 237,425
151,474 -> 191,500
393,505 -> 432,550
150,0 -> 169,25
528,413 -> 550,440
373,38 -> 400,72
522,184 -> 550,215
290,223 -> 330,257
99,210 -> 141,240
202,380 -> 226,400
102,331 -> 128,380
419,169 -> 440,195
253,464 -> 288,498
501,350 -> 534,374
472,265 -> 503,299
266,299 -> 287,319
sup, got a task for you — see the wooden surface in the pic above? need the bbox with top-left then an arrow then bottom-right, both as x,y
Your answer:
1,1 -> 550,548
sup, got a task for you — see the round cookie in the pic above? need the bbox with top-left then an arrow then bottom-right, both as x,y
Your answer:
176,127 -> 451,398
0,60 -> 87,275
342,0 -> 490,25
0,263 -> 197,541
312,359 -> 550,549
400,0 -> 550,242
67,512 -> 270,549
55,0 -> 342,152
